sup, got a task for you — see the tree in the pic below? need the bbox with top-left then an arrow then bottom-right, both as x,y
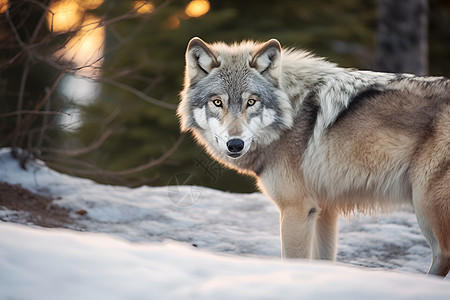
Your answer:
374,0 -> 428,75
0,0 -> 183,185
0,0 -> 62,166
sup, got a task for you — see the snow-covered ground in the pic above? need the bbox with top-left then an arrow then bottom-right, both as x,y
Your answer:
0,148 -> 448,299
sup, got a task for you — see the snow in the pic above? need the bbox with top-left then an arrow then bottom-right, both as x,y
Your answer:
0,148 -> 449,299
1,222 -> 449,300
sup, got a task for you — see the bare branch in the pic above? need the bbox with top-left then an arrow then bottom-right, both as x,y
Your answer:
43,157 -> 131,186
5,7 -> 26,48
108,133 -> 185,176
12,56 -> 32,150
28,0 -> 52,43
44,157 -> 161,187
0,110 -> 68,118
24,0 -> 54,15
1,72 -> 65,147
41,108 -> 119,156
43,127 -> 115,157
103,107 -> 121,124
100,77 -> 177,110
41,134 -> 185,176
36,89 -> 52,151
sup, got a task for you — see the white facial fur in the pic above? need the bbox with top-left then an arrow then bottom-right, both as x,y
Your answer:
208,116 -> 254,159
192,108 -> 208,129
192,94 -> 277,159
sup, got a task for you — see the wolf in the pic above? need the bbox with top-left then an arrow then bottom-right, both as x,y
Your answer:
177,37 -> 450,276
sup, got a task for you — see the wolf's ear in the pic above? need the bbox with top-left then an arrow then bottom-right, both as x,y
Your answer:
185,37 -> 219,85
250,39 -> 282,85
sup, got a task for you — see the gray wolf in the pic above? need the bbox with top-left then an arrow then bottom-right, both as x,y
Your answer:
177,37 -> 450,276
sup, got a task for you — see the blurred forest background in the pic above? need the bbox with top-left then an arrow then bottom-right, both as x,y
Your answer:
1,0 -> 449,193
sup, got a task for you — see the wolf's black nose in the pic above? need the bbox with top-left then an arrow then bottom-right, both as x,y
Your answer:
227,138 -> 244,153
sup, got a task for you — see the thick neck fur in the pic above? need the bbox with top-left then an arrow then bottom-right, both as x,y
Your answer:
279,50 -> 397,127
279,49 -> 341,107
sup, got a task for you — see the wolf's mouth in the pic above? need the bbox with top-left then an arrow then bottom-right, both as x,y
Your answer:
227,152 -> 243,159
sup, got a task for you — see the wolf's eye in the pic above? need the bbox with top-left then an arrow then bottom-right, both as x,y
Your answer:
212,99 -> 223,107
247,99 -> 256,107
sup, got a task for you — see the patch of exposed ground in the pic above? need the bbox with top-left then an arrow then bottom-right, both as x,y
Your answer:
0,182 -> 74,228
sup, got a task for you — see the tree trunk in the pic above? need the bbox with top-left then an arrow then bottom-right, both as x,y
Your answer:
374,0 -> 428,75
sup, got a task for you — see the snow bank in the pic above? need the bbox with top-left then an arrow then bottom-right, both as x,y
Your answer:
0,148 -> 449,299
1,222 -> 448,300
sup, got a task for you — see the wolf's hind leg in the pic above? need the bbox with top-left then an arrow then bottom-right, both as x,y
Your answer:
415,205 -> 450,277
428,252 -> 450,277
312,207 -> 339,260
411,107 -> 450,277
412,173 -> 450,277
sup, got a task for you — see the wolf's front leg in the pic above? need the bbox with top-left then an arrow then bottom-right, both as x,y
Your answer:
279,205 -> 319,259
311,207 -> 338,260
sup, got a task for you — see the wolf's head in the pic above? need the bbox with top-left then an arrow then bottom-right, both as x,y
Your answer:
178,38 -> 293,160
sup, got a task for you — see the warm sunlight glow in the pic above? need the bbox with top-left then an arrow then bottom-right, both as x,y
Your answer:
185,0 -> 210,18
79,0 -> 104,10
46,0 -> 105,77
164,15 -> 180,30
47,0 -> 83,32
55,15 -> 105,77
133,0 -> 155,15
0,0 -> 8,14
